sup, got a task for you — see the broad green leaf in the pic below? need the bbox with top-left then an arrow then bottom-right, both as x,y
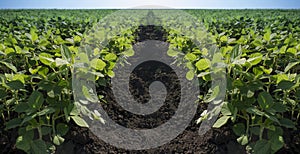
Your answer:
5,118 -> 22,129
230,45 -> 242,60
221,102 -> 234,116
71,116 -> 89,127
61,44 -> 72,61
53,135 -> 65,146
257,91 -> 273,110
212,116 -> 230,128
279,45 -> 287,54
16,136 -> 31,152
39,52 -> 54,66
186,70 -> 194,80
104,53 -> 117,61
197,71 -> 211,78
91,58 -> 106,71
107,70 -> 115,78
233,123 -> 245,136
204,86 -> 220,103
56,123 -> 69,136
0,61 -> 17,73
246,107 -> 264,116
167,48 -> 179,57
275,74 -> 289,84
82,85 -> 98,103
196,58 -> 211,70
269,135 -> 284,152
4,47 -> 15,54
247,53 -> 263,66
184,53 -> 197,61
287,48 -> 297,55
37,107 -> 55,116
284,61 -> 300,73
30,28 -> 39,42
28,91 -> 44,110
220,35 -> 228,42
263,29 -> 271,42
7,80 -> 24,90
279,118 -> 295,128
237,134 -> 248,145
232,58 -> 246,65
16,130 -> 34,152
253,139 -> 271,154
31,139 -> 47,154
264,113 -> 280,124
55,58 -> 69,66
123,47 -> 134,57
278,80 -> 294,90
12,74 -> 26,84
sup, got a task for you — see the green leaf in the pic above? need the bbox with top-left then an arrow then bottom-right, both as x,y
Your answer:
13,74 -> 26,84
204,86 -> 220,103
5,118 -> 22,129
232,58 -> 246,65
250,127 -> 260,136
15,102 -> 30,113
287,48 -> 297,55
220,35 -> 228,42
55,58 -> 69,66
4,47 -> 15,54
91,58 -> 106,71
237,134 -> 248,145
39,52 -> 54,66
233,123 -> 245,136
16,130 -> 34,152
247,53 -> 263,66
257,91 -> 273,110
197,71 -> 211,78
16,136 -> 31,152
61,45 -> 72,61
279,118 -> 295,129
278,80 -> 294,90
275,74 -> 289,84
31,139 -> 47,154
221,102 -> 235,116
167,47 -> 179,57
263,29 -> 271,42
37,107 -> 55,116
71,116 -> 89,127
104,53 -> 117,61
123,47 -> 135,57
53,135 -> 65,146
28,91 -> 44,110
56,123 -> 69,136
196,58 -> 211,70
253,139 -> 271,154
7,80 -> 24,90
231,45 -> 242,60
186,70 -> 194,80
107,70 -> 115,78
0,61 -> 17,73
82,85 -> 98,103
246,107 -> 265,116
184,53 -> 197,61
269,135 -> 284,152
213,116 -> 230,128
284,61 -> 300,73
30,28 -> 39,42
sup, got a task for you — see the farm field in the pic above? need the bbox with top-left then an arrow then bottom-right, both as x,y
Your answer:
0,9 -> 300,153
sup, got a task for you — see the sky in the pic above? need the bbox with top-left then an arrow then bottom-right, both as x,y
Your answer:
0,0 -> 300,9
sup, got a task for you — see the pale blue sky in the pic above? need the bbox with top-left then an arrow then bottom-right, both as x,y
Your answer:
0,0 -> 299,9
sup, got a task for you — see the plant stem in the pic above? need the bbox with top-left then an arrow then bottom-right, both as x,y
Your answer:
259,126 -> 264,140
